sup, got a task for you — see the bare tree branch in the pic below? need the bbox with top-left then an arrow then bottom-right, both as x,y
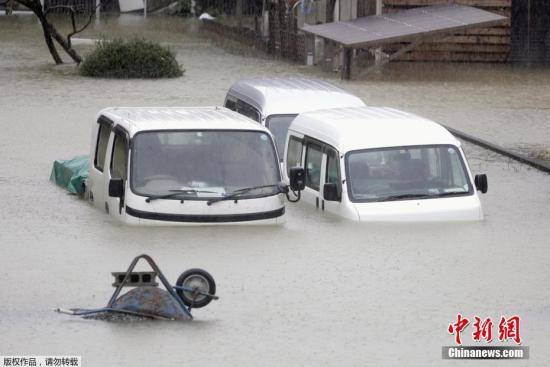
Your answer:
15,0 -> 64,64
13,0 -> 108,64
45,2 -> 100,49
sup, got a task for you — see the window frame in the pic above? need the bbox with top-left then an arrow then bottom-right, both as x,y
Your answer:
235,99 -> 261,122
265,114 -> 298,160
344,144 -> 474,203
93,116 -> 113,172
109,129 -> 129,181
325,146 -> 341,186
304,141 -> 323,191
224,97 -> 237,111
286,135 -> 304,177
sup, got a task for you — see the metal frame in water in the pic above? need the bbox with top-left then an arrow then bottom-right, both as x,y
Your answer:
55,254 -> 219,320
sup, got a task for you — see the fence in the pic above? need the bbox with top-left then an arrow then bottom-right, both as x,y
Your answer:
267,0 -> 306,62
44,0 -> 97,13
201,19 -> 268,52
196,0 -> 263,16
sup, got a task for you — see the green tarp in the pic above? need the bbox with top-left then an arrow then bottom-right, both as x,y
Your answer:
50,155 -> 89,194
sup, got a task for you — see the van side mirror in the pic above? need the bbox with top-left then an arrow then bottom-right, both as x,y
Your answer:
289,167 -> 306,191
323,183 -> 341,202
109,178 -> 124,198
474,174 -> 488,194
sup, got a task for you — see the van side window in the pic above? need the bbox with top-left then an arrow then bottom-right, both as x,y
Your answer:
326,148 -> 340,184
305,142 -> 322,191
110,134 -> 128,181
236,100 -> 261,122
224,98 -> 237,111
286,136 -> 303,176
94,124 -> 111,172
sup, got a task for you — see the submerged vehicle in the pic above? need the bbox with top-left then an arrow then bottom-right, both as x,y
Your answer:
224,77 -> 366,159
283,106 -> 488,222
80,107 -> 304,225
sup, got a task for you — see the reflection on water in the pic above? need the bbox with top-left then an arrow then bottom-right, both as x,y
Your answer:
0,13 -> 549,367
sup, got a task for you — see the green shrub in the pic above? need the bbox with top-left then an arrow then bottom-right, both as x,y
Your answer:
80,38 -> 184,79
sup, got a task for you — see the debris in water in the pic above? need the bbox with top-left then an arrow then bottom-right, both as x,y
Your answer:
56,254 -> 218,321
198,12 -> 215,20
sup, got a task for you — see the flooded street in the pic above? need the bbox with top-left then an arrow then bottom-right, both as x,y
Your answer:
1,13 -> 550,366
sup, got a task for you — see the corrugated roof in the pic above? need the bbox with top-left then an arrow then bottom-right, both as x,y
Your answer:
302,4 -> 507,48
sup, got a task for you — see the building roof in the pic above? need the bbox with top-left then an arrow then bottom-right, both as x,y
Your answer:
302,4 -> 507,48
98,107 -> 268,137
289,106 -> 460,152
227,77 -> 366,117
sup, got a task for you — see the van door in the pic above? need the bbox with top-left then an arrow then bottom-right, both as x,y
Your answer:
105,127 -> 129,220
303,140 -> 324,208
321,147 -> 342,215
89,117 -> 112,211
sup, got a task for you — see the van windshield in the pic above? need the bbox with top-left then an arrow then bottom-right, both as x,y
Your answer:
346,145 -> 472,202
131,130 -> 281,199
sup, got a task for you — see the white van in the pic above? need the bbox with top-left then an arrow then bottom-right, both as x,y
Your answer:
87,107 -> 305,225
224,77 -> 366,159
283,106 -> 488,222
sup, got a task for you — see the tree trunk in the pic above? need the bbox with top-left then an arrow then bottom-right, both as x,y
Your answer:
49,26 -> 83,64
14,0 -> 83,64
38,14 -> 63,64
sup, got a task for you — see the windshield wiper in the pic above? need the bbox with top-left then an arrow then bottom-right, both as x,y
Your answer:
145,189 -> 217,203
431,191 -> 468,198
206,183 -> 285,206
381,193 -> 432,201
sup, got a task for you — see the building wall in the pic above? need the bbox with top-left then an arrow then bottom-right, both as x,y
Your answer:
383,0 -> 512,62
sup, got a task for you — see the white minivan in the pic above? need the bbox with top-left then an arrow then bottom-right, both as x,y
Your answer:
87,107 -> 305,225
224,77 -> 365,159
283,106 -> 488,221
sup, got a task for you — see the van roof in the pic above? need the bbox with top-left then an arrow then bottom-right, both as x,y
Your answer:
98,107 -> 268,137
289,106 -> 460,152
227,77 -> 366,117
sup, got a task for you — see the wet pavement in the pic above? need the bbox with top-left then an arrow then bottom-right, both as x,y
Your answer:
1,13 -> 549,366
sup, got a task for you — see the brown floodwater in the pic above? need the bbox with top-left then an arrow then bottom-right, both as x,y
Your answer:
0,13 -> 549,366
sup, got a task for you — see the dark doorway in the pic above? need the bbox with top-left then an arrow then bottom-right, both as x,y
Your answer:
510,0 -> 550,64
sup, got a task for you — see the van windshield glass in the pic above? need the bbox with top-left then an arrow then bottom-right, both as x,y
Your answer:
346,145 -> 472,202
266,114 -> 297,157
131,130 -> 281,199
